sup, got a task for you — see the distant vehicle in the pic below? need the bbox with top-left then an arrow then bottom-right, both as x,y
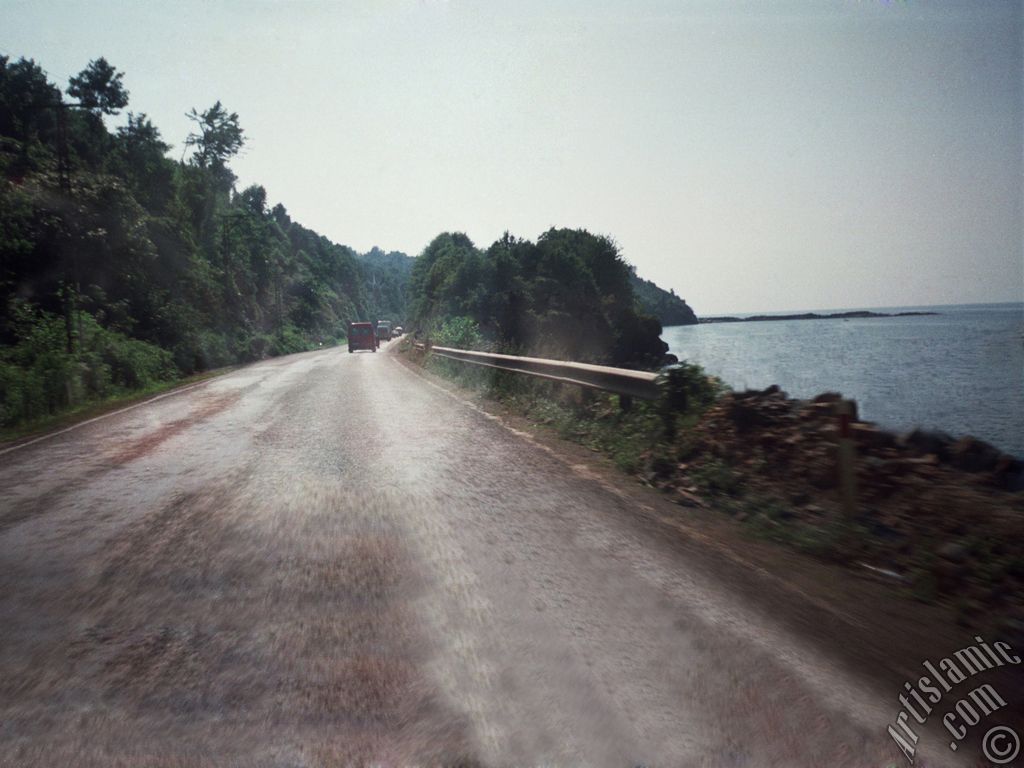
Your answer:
348,321 -> 377,353
392,326 -> 403,339
376,321 -> 392,343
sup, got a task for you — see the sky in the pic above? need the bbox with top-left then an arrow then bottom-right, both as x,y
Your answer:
3,0 -> 1021,314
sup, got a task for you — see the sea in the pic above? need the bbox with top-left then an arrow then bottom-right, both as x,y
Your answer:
661,302 -> 1024,458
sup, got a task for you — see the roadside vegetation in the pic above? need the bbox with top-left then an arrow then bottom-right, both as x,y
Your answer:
0,53 -> 410,431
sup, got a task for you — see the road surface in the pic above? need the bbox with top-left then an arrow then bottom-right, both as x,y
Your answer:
0,343 -> 960,767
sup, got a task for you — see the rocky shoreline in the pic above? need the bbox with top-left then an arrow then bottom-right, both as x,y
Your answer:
700,310 -> 938,323
643,386 -> 1024,632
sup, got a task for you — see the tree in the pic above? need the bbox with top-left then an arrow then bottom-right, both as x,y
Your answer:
237,184 -> 267,216
66,57 -> 128,114
409,232 -> 481,326
185,101 -> 244,180
0,56 -> 62,144
117,112 -> 168,153
2,51 -> 405,427
114,113 -> 173,211
408,228 -> 670,367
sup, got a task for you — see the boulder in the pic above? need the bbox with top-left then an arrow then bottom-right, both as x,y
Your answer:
851,423 -> 898,451
992,454 -> 1024,492
807,459 -> 838,489
948,436 -> 1002,473
725,398 -> 768,432
900,428 -> 954,460
812,392 -> 843,404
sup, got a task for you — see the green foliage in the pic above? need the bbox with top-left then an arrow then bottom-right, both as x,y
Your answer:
409,232 -> 481,326
113,113 -> 174,210
0,51 -> 403,430
630,270 -> 698,327
358,247 -> 414,324
691,458 -> 741,495
434,316 -> 485,350
67,57 -> 128,115
658,361 -> 723,438
0,302 -> 174,426
410,228 -> 671,368
0,56 -> 62,148
185,100 -> 244,183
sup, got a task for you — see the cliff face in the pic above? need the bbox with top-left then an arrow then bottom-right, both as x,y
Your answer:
629,272 -> 699,326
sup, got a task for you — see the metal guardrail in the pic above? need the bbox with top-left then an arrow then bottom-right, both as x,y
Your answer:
412,342 -> 660,401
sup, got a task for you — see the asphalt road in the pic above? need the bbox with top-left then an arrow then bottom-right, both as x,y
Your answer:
0,343 -> 961,767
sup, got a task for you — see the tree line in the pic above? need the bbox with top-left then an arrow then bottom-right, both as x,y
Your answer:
0,54 -> 408,427
409,229 -> 688,368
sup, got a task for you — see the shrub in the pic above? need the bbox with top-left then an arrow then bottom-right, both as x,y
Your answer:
691,458 -> 741,495
270,324 -> 309,356
0,301 -> 177,427
195,331 -> 232,369
434,316 -> 485,350
657,361 -> 722,438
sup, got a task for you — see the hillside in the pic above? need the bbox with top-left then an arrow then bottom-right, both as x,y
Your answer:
408,230 -> 671,369
629,271 -> 699,326
0,53 -> 404,428
357,247 -> 414,325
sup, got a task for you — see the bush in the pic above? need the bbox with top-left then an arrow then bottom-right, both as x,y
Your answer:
434,316 -> 485,350
270,324 -> 309,356
195,331 -> 232,369
0,301 -> 177,428
99,331 -> 176,389
657,361 -> 722,438
691,458 -> 741,495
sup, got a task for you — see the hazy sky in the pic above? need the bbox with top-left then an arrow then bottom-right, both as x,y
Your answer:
4,0 -> 1021,313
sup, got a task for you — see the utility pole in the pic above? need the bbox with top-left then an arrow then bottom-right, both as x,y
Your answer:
54,101 -> 79,353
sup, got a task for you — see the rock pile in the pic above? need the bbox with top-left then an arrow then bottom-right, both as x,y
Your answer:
654,386 -> 1024,624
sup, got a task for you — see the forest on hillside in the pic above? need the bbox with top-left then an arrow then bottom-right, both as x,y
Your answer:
0,54 -> 409,428
630,272 -> 697,327
408,230 -> 680,368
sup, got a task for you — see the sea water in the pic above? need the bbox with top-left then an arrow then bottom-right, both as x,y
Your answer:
662,303 -> 1024,457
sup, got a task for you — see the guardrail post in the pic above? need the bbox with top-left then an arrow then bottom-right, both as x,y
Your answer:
837,399 -> 858,519
619,394 -> 633,412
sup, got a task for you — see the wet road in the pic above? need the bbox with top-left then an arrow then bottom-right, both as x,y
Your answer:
0,344 -> 957,767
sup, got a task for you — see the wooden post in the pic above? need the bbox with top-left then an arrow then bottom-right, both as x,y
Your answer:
837,399 -> 858,519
